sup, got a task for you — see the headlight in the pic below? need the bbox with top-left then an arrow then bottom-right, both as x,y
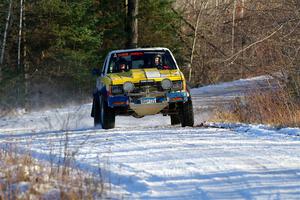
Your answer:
172,81 -> 183,90
161,79 -> 173,90
123,82 -> 135,92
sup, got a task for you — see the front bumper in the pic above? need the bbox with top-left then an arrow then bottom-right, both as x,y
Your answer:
108,91 -> 189,108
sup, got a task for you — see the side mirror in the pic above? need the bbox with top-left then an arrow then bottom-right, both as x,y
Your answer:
92,68 -> 101,76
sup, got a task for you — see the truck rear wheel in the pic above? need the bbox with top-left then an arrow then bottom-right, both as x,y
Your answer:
93,98 -> 101,127
100,96 -> 115,129
180,99 -> 194,127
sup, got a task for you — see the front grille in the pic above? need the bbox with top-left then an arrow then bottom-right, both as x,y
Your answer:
132,80 -> 163,93
139,80 -> 156,86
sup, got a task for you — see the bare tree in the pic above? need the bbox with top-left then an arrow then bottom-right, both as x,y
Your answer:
176,0 -> 213,83
175,0 -> 300,103
189,11 -> 201,82
18,0 -> 24,71
231,0 -> 237,54
0,0 -> 13,80
23,0 -> 29,111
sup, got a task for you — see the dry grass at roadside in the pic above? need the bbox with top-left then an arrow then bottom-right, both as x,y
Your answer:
0,145 -> 105,200
213,89 -> 300,127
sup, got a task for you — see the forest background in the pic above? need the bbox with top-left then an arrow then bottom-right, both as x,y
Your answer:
0,0 -> 299,112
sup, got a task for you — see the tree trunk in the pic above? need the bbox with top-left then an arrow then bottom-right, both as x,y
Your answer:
188,11 -> 201,82
240,0 -> 245,18
23,0 -> 29,111
18,0 -> 24,71
231,0 -> 237,54
0,0 -> 13,80
127,0 -> 138,48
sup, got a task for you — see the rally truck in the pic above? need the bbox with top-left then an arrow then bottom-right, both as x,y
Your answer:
91,47 -> 194,129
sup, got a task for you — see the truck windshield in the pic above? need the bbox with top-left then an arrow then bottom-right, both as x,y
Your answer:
107,50 -> 177,73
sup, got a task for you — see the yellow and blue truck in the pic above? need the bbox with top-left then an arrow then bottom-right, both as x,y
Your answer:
91,47 -> 194,129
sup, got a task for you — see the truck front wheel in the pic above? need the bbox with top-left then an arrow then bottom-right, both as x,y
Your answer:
180,99 -> 194,127
100,96 -> 115,129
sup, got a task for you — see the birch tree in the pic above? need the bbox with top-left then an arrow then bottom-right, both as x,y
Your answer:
17,0 -> 24,71
0,0 -> 13,79
23,0 -> 29,110
231,0 -> 237,54
189,10 -> 201,82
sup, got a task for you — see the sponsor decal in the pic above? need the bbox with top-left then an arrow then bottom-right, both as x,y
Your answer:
117,52 -> 144,57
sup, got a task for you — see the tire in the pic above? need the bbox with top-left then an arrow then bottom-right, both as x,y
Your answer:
170,114 -> 180,125
93,98 -> 101,127
100,96 -> 115,129
180,99 -> 194,127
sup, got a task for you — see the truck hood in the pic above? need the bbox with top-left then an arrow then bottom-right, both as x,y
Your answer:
107,68 -> 183,85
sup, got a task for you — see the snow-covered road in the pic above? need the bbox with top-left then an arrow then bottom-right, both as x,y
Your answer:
1,76 -> 300,199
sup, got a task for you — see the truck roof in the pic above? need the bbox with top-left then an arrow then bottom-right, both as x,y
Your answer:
109,47 -> 171,54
